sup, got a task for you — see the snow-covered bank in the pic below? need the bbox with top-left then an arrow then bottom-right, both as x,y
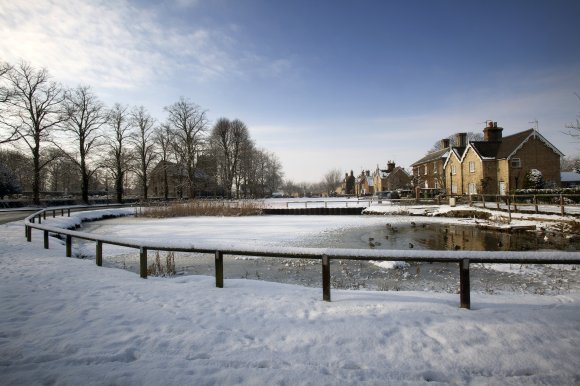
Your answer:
1,219 -> 580,385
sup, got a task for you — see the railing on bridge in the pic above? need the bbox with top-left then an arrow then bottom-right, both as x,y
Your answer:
23,206 -> 580,310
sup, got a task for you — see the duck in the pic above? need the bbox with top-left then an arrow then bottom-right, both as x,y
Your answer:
408,243 -> 414,249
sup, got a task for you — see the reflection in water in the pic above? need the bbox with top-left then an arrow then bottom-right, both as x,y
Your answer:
78,219 -> 579,295
318,222 -> 576,252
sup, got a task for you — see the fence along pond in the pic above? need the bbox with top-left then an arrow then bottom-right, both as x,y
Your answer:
24,205 -> 580,310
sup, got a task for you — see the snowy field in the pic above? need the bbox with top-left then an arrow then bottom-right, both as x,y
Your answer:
1,211 -> 580,385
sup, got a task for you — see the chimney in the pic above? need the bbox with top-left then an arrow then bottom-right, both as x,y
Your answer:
455,132 -> 467,148
365,170 -> 370,177
387,161 -> 395,172
483,120 -> 503,142
441,138 -> 450,149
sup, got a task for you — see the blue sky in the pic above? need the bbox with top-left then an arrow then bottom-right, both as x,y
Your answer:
1,0 -> 579,182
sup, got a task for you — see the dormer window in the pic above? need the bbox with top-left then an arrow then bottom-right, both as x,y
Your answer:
511,158 -> 521,168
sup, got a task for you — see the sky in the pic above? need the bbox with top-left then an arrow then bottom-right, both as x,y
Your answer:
1,0 -> 579,183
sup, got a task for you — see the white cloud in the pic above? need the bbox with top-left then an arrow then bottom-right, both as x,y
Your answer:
0,0 -> 293,91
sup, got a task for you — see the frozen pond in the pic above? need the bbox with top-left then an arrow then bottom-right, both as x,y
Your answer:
77,215 -> 580,295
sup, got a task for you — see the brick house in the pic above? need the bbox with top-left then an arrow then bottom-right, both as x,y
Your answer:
443,121 -> 563,195
373,161 -> 412,192
411,134 -> 468,191
338,170 -> 356,195
355,170 -> 374,196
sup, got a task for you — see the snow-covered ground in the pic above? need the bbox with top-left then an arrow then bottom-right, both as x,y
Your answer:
1,211 -> 580,384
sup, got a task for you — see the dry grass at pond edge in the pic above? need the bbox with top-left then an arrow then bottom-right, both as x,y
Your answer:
136,200 -> 263,218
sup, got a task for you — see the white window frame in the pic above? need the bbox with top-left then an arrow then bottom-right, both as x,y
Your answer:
433,161 -> 438,174
511,158 -> 521,168
434,180 -> 439,189
451,164 -> 456,175
469,161 -> 475,173
424,180 -> 429,188
451,183 -> 457,194
424,164 -> 428,175
468,182 -> 477,195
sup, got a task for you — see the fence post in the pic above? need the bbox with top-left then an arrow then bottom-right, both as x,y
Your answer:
560,194 -> 565,216
322,255 -> 331,302
468,194 -> 472,207
38,214 -> 42,224
43,211 -> 46,220
481,194 -> 486,208
44,230 -> 49,249
53,210 -> 56,218
496,195 -> 500,210
215,250 -> 224,288
96,241 -> 102,266
534,195 -> 538,213
67,208 -> 70,217
26,225 -> 31,242
139,247 -> 148,278
507,196 -> 512,224
459,259 -> 470,309
61,209 -> 64,216
66,235 -> 72,257
513,195 -> 517,211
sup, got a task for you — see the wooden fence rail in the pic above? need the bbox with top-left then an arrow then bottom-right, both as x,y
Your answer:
23,206 -> 580,310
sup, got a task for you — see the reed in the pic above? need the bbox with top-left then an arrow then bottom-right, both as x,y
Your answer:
137,200 -> 262,218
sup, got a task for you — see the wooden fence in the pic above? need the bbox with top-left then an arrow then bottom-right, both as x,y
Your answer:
23,206 -> 580,310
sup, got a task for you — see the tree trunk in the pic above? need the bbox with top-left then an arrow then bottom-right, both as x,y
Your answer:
81,159 -> 89,204
115,169 -> 124,203
32,148 -> 41,206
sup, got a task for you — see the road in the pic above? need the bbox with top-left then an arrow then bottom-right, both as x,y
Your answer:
0,210 -> 37,225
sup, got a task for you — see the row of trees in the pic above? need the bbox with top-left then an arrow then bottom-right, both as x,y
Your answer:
0,61 -> 283,203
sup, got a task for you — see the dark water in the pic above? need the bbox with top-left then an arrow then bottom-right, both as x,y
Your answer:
79,220 -> 579,295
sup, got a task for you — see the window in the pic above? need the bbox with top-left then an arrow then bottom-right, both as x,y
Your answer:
451,164 -> 456,175
451,183 -> 458,194
424,164 -> 428,175
424,181 -> 429,188
433,161 -> 438,174
468,182 -> 477,195
469,161 -> 475,173
511,158 -> 521,168
434,180 -> 439,189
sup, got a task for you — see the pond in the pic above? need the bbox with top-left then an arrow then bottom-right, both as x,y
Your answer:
77,215 -> 580,295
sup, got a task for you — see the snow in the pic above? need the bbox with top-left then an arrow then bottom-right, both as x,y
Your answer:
2,212 -> 580,384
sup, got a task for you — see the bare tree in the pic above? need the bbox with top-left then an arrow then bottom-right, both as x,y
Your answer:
210,118 -> 250,198
0,62 -> 66,204
103,103 -> 133,203
564,93 -> 580,143
428,132 -> 483,153
61,85 -> 106,203
322,168 -> 343,196
131,106 -> 157,200
153,124 -> 174,200
0,61 -> 19,144
165,97 -> 208,198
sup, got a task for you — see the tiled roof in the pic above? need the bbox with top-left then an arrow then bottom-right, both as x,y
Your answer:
411,148 -> 449,166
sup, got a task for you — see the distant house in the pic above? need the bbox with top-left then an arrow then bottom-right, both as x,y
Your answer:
442,122 -> 562,195
338,170 -> 356,195
561,172 -> 580,188
372,161 -> 412,192
149,160 -> 220,198
356,170 -> 374,196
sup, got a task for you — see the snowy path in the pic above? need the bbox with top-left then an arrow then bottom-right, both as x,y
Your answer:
1,219 -> 579,385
